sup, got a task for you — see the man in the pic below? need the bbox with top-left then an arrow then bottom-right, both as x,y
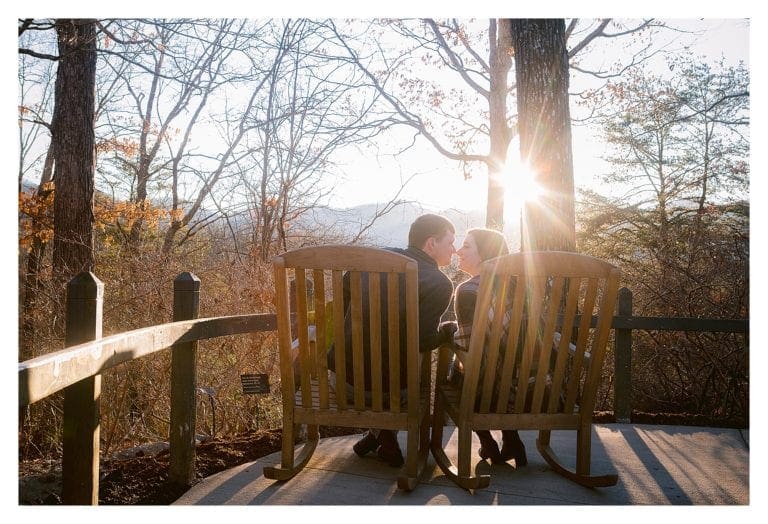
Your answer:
327,213 -> 457,466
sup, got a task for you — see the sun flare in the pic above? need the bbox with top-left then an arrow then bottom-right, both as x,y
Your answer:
501,157 -> 543,221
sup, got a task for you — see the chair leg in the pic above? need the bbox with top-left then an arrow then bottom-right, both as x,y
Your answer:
263,423 -> 320,481
429,391 -> 453,479
576,425 -> 591,475
535,428 -> 618,488
397,403 -> 433,491
431,420 -> 490,491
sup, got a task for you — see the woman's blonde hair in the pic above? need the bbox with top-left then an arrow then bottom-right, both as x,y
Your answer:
467,228 -> 509,262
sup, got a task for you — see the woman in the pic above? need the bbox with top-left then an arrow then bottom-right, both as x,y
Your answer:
452,228 -> 527,466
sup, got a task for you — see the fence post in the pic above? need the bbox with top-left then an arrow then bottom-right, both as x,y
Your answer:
169,272 -> 201,487
62,272 -> 103,505
614,287 -> 633,423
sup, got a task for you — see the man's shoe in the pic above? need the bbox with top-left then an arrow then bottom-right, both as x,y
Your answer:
501,430 -> 527,466
352,431 -> 379,457
476,430 -> 503,464
376,430 -> 404,467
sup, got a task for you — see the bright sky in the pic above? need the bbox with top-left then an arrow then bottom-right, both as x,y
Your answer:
330,18 -> 750,215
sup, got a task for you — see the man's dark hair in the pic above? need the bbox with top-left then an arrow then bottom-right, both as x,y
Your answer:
408,214 -> 455,249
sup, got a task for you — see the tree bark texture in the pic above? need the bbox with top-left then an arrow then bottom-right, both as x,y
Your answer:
510,19 -> 576,252
486,19 -> 513,230
52,19 -> 97,280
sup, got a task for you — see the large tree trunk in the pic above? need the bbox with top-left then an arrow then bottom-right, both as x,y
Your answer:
510,19 -> 575,252
486,19 -> 513,230
51,19 -> 97,280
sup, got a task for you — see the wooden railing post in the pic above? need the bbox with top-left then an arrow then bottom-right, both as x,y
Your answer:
614,287 -> 633,423
169,272 -> 200,487
62,272 -> 103,505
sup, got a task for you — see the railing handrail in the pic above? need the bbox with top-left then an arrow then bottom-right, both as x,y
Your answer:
19,313 -> 277,407
18,313 -> 748,408
611,315 -> 747,333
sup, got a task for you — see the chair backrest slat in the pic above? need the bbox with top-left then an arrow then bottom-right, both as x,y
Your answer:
368,274 -> 383,411
581,269 -> 621,413
387,272 -> 401,411
478,276 -> 509,413
494,276 -> 526,413
530,276 -> 566,414
564,277 -> 599,412
547,277 -> 582,413
405,265 -> 419,411
273,259 -> 294,393
459,251 -> 620,421
331,269 -> 347,410
513,276 -> 545,414
349,271 -> 366,410
295,268 -> 312,407
313,269 -> 329,409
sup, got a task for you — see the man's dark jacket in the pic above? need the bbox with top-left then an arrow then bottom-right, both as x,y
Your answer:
327,247 -> 453,392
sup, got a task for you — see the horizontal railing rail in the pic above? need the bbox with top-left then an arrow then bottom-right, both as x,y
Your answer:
19,313 -> 277,407
18,274 -> 748,504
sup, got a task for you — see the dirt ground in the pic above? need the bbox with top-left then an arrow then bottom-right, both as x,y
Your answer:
19,411 -> 744,505
19,426 -> 365,505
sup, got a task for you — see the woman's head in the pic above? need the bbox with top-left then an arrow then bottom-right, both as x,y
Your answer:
457,228 -> 509,276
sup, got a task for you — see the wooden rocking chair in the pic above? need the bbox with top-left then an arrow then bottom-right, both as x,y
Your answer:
431,251 -> 621,490
263,245 -> 431,491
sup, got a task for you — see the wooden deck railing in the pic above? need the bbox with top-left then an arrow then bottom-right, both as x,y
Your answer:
18,272 -> 748,505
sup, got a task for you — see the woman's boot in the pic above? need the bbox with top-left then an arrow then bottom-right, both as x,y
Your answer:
476,430 -> 503,464
501,430 -> 527,466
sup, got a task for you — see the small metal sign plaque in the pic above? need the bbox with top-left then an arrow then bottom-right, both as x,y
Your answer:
240,373 -> 270,395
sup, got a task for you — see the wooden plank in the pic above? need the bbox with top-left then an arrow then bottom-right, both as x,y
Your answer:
478,275 -> 508,413
332,270 -> 347,411
405,263 -> 419,415
387,272 -> 400,411
280,245 -> 415,273
514,276 -> 545,414
368,274 -> 383,411
61,272 -> 103,505
169,272 -> 200,488
495,276 -> 526,414
294,407 -> 408,429
19,313 -> 277,406
580,269 -> 622,414
564,277 -> 599,413
296,270 -> 312,407
562,314 -> 746,333
530,276 -> 565,414
350,271 -> 365,410
313,270 -> 329,409
610,315 -> 748,333
548,278 -> 582,413
614,287 -> 633,422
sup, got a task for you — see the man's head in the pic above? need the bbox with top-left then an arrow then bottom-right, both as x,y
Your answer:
408,214 -> 456,266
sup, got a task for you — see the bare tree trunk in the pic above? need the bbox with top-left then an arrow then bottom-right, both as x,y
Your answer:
511,19 -> 575,252
486,19 -> 513,230
51,18 -> 97,281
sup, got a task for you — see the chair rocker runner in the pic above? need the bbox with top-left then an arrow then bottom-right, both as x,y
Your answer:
263,245 -> 432,491
431,251 -> 621,490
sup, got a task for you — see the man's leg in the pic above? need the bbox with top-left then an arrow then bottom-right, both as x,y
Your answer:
375,430 -> 404,467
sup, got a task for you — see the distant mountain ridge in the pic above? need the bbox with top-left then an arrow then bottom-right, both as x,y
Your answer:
301,202 -> 521,250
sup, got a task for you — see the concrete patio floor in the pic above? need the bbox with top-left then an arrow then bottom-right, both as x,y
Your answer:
174,423 -> 749,506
